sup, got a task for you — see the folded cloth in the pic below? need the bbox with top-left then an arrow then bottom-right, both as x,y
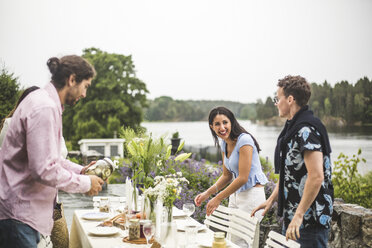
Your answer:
122,236 -> 155,244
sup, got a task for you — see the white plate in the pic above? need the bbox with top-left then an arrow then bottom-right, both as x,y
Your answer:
197,239 -> 231,247
176,220 -> 207,232
197,239 -> 213,247
172,207 -> 187,217
81,212 -> 110,220
88,227 -> 119,236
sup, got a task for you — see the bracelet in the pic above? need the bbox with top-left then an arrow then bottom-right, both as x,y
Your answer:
215,184 -> 218,194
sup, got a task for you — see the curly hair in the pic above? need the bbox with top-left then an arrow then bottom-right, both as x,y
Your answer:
277,75 -> 311,107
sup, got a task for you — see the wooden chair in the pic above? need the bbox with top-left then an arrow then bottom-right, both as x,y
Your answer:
264,231 -> 301,248
229,208 -> 260,248
204,205 -> 233,233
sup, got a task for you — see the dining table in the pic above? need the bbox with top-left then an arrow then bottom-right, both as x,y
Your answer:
69,206 -> 239,248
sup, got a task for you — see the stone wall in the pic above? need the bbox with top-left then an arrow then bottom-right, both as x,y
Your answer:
329,199 -> 372,248
259,199 -> 372,248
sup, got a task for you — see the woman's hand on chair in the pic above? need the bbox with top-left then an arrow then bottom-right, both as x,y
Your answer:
205,196 -> 221,216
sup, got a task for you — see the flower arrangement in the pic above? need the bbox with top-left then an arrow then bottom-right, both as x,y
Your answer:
120,127 -> 191,189
114,154 -> 226,223
143,172 -> 189,209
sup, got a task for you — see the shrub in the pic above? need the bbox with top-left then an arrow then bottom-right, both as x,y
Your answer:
260,158 -> 282,226
333,149 -> 372,209
168,156 -> 228,223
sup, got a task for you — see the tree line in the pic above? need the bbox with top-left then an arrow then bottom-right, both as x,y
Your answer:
144,96 -> 257,122
145,77 -> 372,126
1,48 -> 371,148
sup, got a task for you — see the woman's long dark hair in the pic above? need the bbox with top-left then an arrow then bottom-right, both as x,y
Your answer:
208,106 -> 261,152
0,86 -> 40,130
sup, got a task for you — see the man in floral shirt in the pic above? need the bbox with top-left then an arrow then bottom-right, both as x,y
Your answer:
252,75 -> 333,248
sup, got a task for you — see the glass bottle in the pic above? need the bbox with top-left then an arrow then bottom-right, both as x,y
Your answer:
85,158 -> 118,180
212,232 -> 226,248
129,218 -> 140,240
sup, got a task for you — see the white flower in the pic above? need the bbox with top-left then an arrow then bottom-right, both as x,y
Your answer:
144,173 -> 189,203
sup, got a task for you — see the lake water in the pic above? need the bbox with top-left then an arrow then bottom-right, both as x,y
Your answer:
142,121 -> 372,175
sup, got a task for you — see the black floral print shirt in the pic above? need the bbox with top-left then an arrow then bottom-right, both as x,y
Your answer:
283,126 -> 333,229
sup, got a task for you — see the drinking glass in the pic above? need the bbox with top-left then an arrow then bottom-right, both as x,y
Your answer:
143,221 -> 155,247
182,203 -> 195,221
109,198 -> 121,217
185,224 -> 197,246
125,213 -> 135,230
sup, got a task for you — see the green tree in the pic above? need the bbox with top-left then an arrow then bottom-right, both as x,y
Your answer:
256,97 -> 276,120
311,100 -> 321,117
354,77 -> 372,123
239,104 -> 257,120
353,93 -> 365,119
332,81 -> 349,119
0,68 -> 20,121
145,96 -> 205,121
324,98 -> 331,116
309,81 -> 332,118
63,48 -> 148,147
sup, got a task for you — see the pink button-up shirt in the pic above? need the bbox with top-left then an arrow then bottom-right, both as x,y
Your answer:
0,83 -> 91,235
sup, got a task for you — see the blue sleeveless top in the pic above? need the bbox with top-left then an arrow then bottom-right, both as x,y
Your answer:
221,133 -> 268,193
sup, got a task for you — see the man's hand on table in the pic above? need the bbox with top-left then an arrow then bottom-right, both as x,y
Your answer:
87,175 -> 104,196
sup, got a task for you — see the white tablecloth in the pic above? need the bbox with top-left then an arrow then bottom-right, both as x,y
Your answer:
69,209 -> 239,248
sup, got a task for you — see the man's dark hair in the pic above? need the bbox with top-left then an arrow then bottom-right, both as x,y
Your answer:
47,55 -> 96,89
277,75 -> 311,107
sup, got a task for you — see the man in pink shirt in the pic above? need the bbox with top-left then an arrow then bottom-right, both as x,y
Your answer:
0,55 -> 104,248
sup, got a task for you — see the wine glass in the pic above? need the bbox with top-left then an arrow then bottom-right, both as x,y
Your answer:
182,203 -> 195,221
143,221 -> 155,247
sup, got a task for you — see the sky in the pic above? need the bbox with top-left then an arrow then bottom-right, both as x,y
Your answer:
0,0 -> 371,103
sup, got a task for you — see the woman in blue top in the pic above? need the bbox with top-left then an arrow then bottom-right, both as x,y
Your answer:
194,106 -> 268,222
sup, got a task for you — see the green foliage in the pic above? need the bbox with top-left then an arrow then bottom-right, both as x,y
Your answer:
68,156 -> 83,165
144,97 -> 257,122
332,149 -> 372,208
309,77 -> 372,125
145,96 -> 204,121
260,156 -> 278,182
239,104 -> 257,120
62,48 -> 148,148
256,97 -> 277,120
260,157 -> 281,226
144,77 -> 372,126
120,127 -> 191,189
172,131 -> 179,139
0,67 -> 20,121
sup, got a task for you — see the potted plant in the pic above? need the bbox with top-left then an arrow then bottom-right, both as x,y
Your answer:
171,131 -> 181,155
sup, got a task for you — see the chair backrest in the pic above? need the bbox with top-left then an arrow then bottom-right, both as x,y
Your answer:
230,208 -> 260,248
204,205 -> 260,248
264,231 -> 301,248
204,205 -> 233,233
